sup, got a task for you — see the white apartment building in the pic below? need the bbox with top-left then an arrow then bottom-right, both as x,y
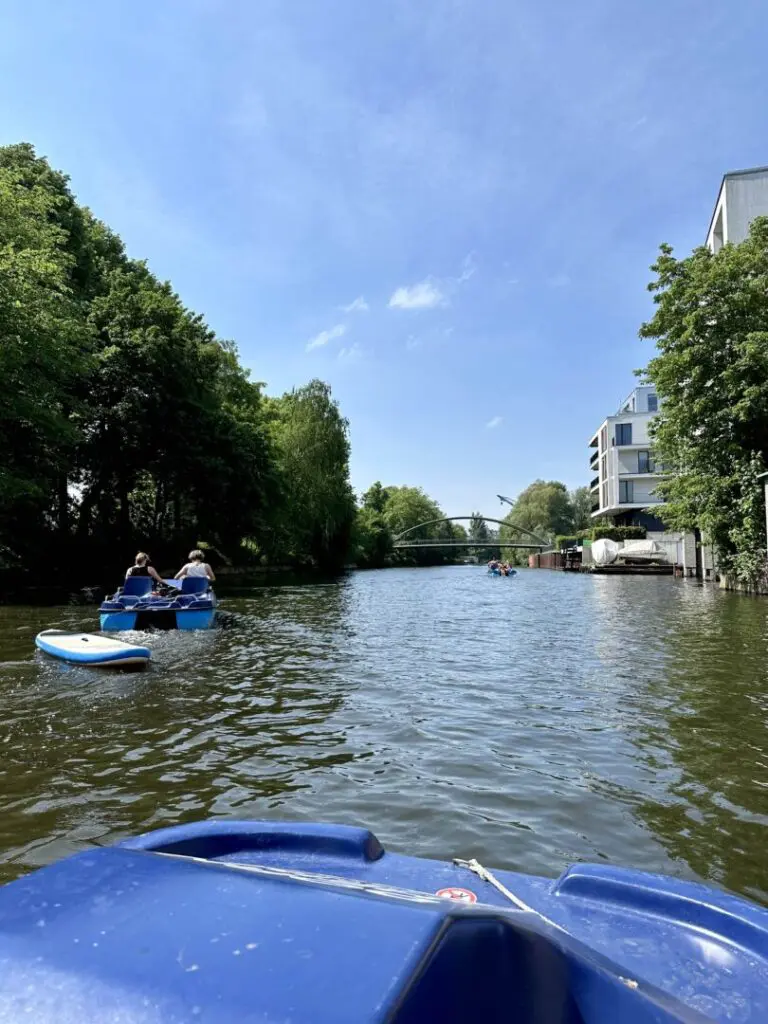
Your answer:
707,166 -> 768,253
588,385 -> 666,530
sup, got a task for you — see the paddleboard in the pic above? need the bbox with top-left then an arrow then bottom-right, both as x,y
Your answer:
35,630 -> 151,668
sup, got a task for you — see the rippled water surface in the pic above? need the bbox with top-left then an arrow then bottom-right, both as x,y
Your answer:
0,567 -> 766,901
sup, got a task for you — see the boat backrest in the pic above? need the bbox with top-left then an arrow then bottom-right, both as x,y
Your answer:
181,576 -> 209,595
123,576 -> 153,597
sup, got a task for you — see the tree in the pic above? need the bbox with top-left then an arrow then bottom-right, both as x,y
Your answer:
569,486 -> 593,533
352,506 -> 393,568
267,380 -> 356,569
0,154 -> 90,560
381,486 -> 443,539
640,219 -> 768,582
467,511 -> 498,561
501,480 -> 573,540
361,481 -> 390,514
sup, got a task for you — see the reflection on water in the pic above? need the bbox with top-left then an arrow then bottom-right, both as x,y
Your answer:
0,567 -> 766,902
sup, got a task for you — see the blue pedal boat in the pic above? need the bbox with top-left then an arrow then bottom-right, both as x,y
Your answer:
99,575 -> 216,631
0,818 -> 765,1023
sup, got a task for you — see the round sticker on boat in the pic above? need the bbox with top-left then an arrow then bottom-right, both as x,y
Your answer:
435,886 -> 477,904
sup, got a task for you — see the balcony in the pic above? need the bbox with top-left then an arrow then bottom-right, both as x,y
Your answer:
589,451 -> 599,469
590,500 -> 600,513
590,476 -> 599,490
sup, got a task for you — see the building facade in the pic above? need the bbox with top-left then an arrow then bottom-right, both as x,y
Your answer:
588,385 -> 665,529
706,166 -> 768,253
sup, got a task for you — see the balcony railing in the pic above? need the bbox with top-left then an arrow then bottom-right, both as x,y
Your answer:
590,476 -> 599,490
589,451 -> 599,468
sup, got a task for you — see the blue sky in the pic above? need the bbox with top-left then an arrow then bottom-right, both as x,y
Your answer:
3,1 -> 767,517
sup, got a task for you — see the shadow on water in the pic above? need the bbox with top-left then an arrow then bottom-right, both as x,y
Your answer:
0,567 -> 766,903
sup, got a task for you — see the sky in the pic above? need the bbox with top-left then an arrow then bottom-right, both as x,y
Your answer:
2,0 -> 768,518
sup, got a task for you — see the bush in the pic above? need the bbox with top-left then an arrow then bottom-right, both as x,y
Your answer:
588,525 -> 646,543
556,534 -> 585,549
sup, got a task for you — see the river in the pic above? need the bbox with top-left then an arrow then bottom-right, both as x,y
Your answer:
0,566 -> 766,903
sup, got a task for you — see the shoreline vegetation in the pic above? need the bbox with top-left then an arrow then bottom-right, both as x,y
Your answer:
0,144 -> 594,595
6,142 -> 766,594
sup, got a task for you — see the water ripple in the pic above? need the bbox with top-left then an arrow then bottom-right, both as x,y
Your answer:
0,567 -> 766,902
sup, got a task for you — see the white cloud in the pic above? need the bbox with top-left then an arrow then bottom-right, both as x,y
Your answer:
388,278 -> 446,310
486,415 -> 503,429
457,252 -> 477,283
338,343 -> 363,362
340,296 -> 369,313
306,323 -> 346,351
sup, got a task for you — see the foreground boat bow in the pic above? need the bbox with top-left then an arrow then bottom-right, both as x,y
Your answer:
0,818 -> 764,1022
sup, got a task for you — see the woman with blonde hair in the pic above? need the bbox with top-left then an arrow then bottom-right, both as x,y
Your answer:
175,549 -> 215,582
126,552 -> 164,585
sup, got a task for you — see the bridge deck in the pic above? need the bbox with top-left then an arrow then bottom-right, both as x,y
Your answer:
393,541 -> 544,549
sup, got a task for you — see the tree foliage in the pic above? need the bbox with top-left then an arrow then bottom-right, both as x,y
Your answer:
266,381 -> 356,569
352,483 -> 465,568
0,143 -> 354,576
640,219 -> 768,582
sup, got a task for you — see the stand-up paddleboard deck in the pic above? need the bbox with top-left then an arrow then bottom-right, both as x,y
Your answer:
35,630 -> 151,668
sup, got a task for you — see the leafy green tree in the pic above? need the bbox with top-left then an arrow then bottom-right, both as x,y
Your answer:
467,511 -> 499,561
267,380 -> 356,569
352,506 -> 393,568
468,512 -> 490,545
641,219 -> 768,582
0,156 -> 90,560
501,480 -> 572,541
381,486 -> 442,538
569,486 -> 593,533
361,481 -> 390,513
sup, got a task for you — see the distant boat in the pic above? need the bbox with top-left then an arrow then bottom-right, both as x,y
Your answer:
99,576 -> 217,631
35,630 -> 151,668
488,567 -> 517,577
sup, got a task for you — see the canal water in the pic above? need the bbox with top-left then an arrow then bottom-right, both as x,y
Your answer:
0,566 -> 766,903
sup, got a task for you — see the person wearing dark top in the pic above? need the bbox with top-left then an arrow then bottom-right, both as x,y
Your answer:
126,552 -> 163,585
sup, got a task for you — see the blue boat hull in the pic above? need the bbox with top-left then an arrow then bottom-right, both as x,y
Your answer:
0,818 -> 765,1022
99,608 -> 216,631
99,579 -> 217,631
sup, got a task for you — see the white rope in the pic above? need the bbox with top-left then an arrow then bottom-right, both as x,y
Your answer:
453,857 -> 562,930
152,851 -> 447,906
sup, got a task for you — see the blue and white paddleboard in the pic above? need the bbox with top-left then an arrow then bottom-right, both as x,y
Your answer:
35,630 -> 151,668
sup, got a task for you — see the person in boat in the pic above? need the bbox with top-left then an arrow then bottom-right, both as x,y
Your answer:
488,559 -> 500,571
126,552 -> 164,586
175,549 -> 216,583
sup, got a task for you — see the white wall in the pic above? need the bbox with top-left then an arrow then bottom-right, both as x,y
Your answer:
631,479 -> 661,503
724,171 -> 768,245
611,415 -> 652,446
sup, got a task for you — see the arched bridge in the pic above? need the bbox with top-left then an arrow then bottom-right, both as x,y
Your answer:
393,517 -> 549,551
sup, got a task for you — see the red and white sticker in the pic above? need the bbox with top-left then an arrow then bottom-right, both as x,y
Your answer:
435,886 -> 477,904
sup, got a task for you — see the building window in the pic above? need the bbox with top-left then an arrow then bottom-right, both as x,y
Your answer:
616,423 -> 632,445
647,394 -> 658,413
638,451 -> 655,473
601,484 -> 607,508
600,426 -> 607,452
619,480 -> 634,503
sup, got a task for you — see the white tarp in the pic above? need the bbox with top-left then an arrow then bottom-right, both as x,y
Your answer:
618,539 -> 668,563
592,538 -> 620,565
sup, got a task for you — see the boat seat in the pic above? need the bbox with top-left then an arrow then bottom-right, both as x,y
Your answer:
181,576 -> 209,595
123,576 -> 153,597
